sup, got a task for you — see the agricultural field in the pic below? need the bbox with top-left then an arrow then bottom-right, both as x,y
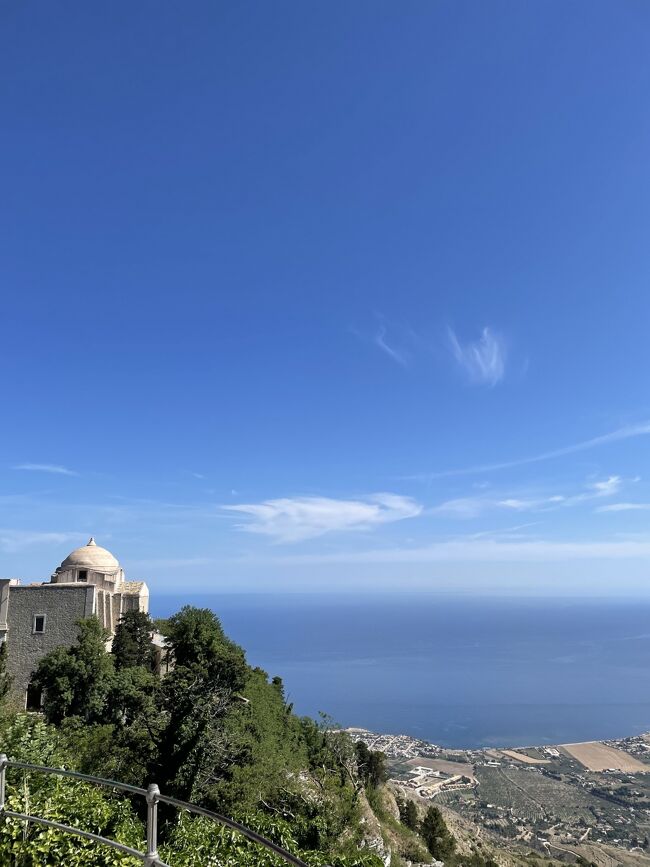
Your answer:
500,749 -> 549,765
365,727 -> 650,853
561,742 -> 650,773
473,765 -> 596,824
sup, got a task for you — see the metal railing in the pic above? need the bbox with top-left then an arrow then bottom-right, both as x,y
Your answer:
0,753 -> 312,867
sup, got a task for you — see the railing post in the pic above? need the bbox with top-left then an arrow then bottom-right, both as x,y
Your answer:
144,783 -> 160,867
0,754 -> 7,812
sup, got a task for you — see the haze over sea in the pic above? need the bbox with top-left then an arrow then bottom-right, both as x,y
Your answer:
151,593 -> 650,750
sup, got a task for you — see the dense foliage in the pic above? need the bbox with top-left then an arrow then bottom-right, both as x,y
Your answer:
2,607 -> 387,867
33,618 -> 115,725
420,806 -> 457,862
354,742 -> 387,789
396,794 -> 419,831
111,611 -> 157,672
0,641 -> 11,703
0,715 -> 143,867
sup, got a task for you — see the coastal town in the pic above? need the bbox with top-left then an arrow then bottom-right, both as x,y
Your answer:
346,728 -> 650,862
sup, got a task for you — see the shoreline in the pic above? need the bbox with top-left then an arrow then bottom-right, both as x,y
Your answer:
345,725 -> 650,755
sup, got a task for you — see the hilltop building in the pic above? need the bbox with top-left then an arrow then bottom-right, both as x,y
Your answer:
0,538 -> 149,708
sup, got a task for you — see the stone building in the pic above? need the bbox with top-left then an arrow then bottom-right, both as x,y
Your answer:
0,538 -> 149,708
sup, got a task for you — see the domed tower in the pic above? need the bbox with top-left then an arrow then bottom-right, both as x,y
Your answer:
52,537 -> 124,590
50,537 -> 148,633
1,537 -> 150,709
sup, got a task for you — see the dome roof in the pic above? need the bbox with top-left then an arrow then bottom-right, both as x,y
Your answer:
60,537 -> 120,572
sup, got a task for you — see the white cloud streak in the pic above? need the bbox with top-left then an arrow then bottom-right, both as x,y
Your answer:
224,493 -> 422,542
448,326 -> 506,386
260,537 -> 650,566
374,326 -> 409,367
588,476 -> 622,497
415,421 -> 650,480
433,476 -> 622,519
596,503 -> 650,513
0,529 -> 82,554
433,495 -> 548,519
13,463 -> 78,476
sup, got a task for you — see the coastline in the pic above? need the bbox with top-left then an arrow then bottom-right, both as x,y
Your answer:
345,725 -> 650,761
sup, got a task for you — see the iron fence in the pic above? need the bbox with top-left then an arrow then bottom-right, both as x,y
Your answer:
0,753 -> 313,866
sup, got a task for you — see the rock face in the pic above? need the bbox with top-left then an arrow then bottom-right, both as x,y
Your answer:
357,789 -> 391,866
377,784 -> 401,822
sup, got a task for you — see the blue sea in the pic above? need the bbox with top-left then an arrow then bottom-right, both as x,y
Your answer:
150,594 -> 650,750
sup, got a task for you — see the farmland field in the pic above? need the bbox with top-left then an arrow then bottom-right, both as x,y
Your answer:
561,742 -> 650,772
474,766 -> 595,823
500,750 -> 549,765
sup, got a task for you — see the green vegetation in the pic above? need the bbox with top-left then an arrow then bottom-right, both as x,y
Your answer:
420,805 -> 457,862
367,785 -> 430,866
0,641 -> 11,704
2,608 -> 389,866
111,611 -> 157,672
355,742 -> 388,789
33,617 -> 115,725
395,794 -> 418,831
10,607 -> 519,867
0,715 -> 143,867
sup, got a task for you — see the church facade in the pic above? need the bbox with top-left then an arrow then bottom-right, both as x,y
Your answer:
0,538 -> 149,708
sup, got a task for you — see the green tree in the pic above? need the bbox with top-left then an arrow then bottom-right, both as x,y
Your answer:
0,715 -> 383,867
33,617 -> 114,725
211,667 -> 309,815
164,605 -> 247,688
147,607 -> 248,802
0,640 -> 12,703
355,741 -> 388,788
0,715 -> 143,866
420,805 -> 456,861
111,610 -> 156,671
398,796 -> 419,831
3,603 -> 389,867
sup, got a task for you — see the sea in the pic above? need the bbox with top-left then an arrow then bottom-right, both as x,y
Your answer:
150,593 -> 650,750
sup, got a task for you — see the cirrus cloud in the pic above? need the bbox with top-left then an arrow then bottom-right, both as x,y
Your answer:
224,493 -> 422,542
433,476 -> 623,519
596,502 -> 650,513
0,529 -> 83,553
13,463 -> 78,476
448,326 -> 506,387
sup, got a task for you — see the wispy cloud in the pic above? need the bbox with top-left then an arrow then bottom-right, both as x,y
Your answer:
448,326 -> 506,387
433,497 -> 495,519
596,502 -> 650,513
128,556 -> 214,569
433,476 -> 623,519
413,420 -> 650,480
224,493 -> 422,542
13,463 -> 78,476
588,476 -> 622,498
433,494 -> 551,519
374,326 -> 409,367
0,529 -> 82,553
257,536 -> 650,566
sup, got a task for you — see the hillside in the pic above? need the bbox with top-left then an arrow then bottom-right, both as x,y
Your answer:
347,729 -> 650,867
2,607 -> 647,867
0,605 -> 498,867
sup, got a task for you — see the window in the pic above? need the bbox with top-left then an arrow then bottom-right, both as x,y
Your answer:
78,570 -> 88,582
32,614 -> 46,634
26,682 -> 43,711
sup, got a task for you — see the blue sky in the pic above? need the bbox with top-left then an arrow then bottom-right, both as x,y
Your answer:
2,2 -> 650,595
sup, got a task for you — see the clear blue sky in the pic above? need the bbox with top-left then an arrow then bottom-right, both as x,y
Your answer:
2,2 -> 650,595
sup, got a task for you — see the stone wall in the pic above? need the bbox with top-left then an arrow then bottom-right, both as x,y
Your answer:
5,584 -> 96,703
